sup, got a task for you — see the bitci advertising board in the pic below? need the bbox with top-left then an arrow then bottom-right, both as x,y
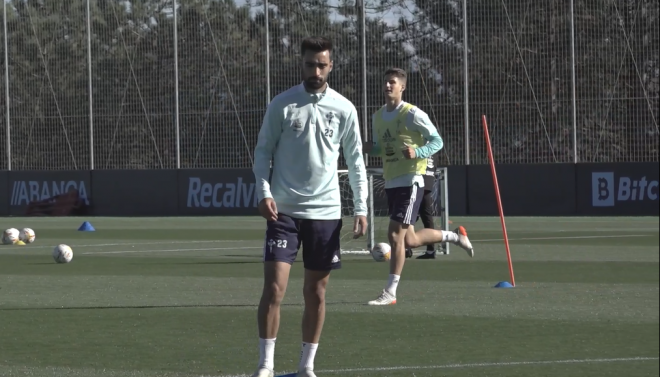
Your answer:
178,169 -> 260,216
578,162 -> 659,216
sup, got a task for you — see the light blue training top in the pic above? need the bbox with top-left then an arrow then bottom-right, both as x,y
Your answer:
253,83 -> 368,220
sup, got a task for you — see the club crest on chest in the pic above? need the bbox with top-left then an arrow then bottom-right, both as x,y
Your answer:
292,118 -> 303,130
325,112 -> 335,124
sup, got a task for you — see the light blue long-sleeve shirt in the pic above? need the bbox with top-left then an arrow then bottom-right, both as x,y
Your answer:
253,83 -> 368,220
371,101 -> 443,189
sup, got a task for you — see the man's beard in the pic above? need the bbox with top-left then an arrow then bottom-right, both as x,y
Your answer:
305,77 -> 325,89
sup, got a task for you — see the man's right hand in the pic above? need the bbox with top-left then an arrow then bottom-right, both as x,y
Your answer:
363,141 -> 374,154
258,198 -> 278,222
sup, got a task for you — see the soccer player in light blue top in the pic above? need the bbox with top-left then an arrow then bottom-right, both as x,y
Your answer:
251,37 -> 368,377
364,68 -> 474,306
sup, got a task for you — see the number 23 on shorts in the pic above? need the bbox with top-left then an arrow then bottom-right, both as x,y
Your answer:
267,239 -> 288,249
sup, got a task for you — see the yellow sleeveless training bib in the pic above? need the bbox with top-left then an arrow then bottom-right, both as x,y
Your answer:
373,103 -> 427,181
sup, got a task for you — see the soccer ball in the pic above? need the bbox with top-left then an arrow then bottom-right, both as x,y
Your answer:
52,244 -> 74,264
19,228 -> 36,244
2,228 -> 19,245
370,242 -> 392,262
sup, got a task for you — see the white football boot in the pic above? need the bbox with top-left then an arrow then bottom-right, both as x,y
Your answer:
297,369 -> 317,377
251,368 -> 274,377
367,289 -> 397,306
453,226 -> 474,258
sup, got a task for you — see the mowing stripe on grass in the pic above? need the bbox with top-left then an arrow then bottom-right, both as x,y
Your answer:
80,234 -> 652,256
216,356 -> 659,377
23,240 -> 247,249
0,356 -> 656,377
82,246 -> 262,255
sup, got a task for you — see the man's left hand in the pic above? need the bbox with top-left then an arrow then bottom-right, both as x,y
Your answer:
353,215 -> 368,239
402,143 -> 416,159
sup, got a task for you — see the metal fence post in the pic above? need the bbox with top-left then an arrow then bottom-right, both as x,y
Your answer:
463,0 -> 470,165
4,0 -> 10,171
359,0 -> 368,162
570,0 -> 578,163
265,0 -> 271,106
173,0 -> 181,169
87,0 -> 94,170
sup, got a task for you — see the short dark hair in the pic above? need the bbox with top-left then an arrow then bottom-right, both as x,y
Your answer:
384,68 -> 407,82
300,36 -> 333,56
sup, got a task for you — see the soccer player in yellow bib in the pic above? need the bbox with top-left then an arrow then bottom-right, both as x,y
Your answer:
363,68 -> 475,306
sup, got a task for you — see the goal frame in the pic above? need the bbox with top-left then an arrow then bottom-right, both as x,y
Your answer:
337,167 -> 451,256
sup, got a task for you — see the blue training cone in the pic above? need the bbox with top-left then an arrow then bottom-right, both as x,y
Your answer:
78,221 -> 95,232
494,281 -> 514,288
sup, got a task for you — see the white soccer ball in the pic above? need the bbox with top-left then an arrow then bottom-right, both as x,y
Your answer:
19,228 -> 36,244
2,228 -> 20,245
52,244 -> 74,264
370,242 -> 392,262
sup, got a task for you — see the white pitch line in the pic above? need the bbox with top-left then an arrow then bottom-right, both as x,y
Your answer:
82,246 -> 262,255
446,218 -> 660,224
474,234 -> 651,242
217,356 -> 658,377
316,356 -> 660,374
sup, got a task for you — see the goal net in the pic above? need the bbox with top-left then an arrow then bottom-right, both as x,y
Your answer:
337,168 -> 451,256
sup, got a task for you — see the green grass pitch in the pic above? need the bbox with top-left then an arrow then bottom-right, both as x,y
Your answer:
0,216 -> 658,377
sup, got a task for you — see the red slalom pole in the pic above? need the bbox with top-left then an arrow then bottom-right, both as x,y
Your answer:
481,115 -> 516,287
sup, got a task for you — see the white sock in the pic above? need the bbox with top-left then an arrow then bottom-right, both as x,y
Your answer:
385,274 -> 400,296
442,230 -> 459,243
259,338 -> 276,370
298,342 -> 319,371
